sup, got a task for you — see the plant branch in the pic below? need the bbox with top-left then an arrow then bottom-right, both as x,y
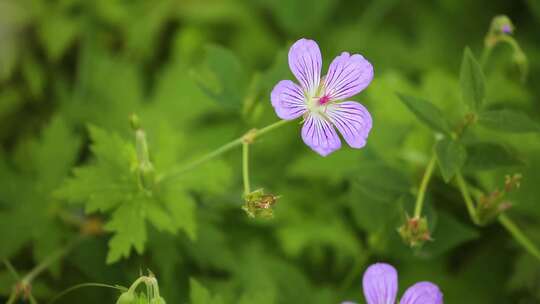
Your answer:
455,173 -> 480,225
242,142 -> 251,195
498,213 -> 540,261
413,154 -> 437,218
158,119 -> 293,183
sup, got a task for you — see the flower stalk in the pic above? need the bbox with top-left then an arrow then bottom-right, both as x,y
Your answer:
157,119 -> 292,183
413,154 -> 437,218
498,214 -> 540,260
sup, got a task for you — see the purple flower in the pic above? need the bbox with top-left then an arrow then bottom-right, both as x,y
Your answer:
501,24 -> 513,34
343,263 -> 443,304
271,38 -> 374,156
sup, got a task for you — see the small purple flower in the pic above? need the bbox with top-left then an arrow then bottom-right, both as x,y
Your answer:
501,24 -> 513,34
342,263 -> 443,304
271,38 -> 374,156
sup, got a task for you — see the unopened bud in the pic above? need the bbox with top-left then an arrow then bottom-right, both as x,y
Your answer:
398,216 -> 431,248
490,15 -> 514,35
242,188 -> 279,219
116,291 -> 136,304
476,173 -> 522,225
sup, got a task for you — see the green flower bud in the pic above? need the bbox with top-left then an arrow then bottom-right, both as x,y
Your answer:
116,291 -> 136,304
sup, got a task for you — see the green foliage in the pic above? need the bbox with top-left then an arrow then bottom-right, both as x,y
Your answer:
190,279 -> 223,304
1,1 -> 540,303
194,45 -> 249,109
460,47 -> 486,111
56,126 -> 199,263
464,142 -> 523,171
478,109 -> 540,133
396,93 -> 451,135
435,139 -> 467,182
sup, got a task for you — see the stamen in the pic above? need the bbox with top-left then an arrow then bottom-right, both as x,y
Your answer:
318,95 -> 331,105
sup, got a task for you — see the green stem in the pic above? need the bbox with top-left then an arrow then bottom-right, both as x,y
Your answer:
22,236 -> 83,285
2,259 -> 20,280
6,289 -> 17,304
158,119 -> 293,183
498,213 -> 540,261
48,283 -> 126,304
455,173 -> 479,225
242,142 -> 251,195
413,154 -> 437,218
253,119 -> 292,138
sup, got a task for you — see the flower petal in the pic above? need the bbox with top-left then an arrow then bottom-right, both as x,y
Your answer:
288,38 -> 322,95
271,80 -> 307,120
326,101 -> 372,149
301,114 -> 341,156
323,52 -> 373,100
399,282 -> 443,304
362,263 -> 398,304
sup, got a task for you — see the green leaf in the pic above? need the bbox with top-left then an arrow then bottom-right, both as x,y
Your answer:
434,139 -> 467,182
478,109 -> 540,133
193,45 -> 248,109
105,200 -> 147,264
464,142 -> 523,171
38,13 -> 79,61
57,125 -> 198,263
423,211 -> 479,256
396,93 -> 451,134
31,116 -> 81,189
190,279 -> 223,304
460,47 -> 486,111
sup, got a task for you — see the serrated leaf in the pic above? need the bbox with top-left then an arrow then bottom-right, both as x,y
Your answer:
105,200 -> 147,264
31,116 -> 81,189
396,93 -> 451,135
193,45 -> 248,109
57,125 -> 198,263
478,109 -> 540,133
460,47 -> 485,111
464,142 -> 523,171
435,139 -> 467,182
162,188 -> 196,240
190,279 -> 223,304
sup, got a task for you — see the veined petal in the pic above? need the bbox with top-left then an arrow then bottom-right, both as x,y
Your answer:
301,114 -> 341,156
326,101 -> 372,149
362,263 -> 398,304
271,80 -> 307,120
288,38 -> 322,95
399,282 -> 443,304
323,52 -> 373,100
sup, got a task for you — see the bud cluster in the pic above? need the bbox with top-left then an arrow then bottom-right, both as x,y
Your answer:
242,188 -> 279,219
476,174 -> 521,225
398,216 -> 432,248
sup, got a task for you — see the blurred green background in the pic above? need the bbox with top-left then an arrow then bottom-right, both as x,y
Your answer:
1,0 -> 540,303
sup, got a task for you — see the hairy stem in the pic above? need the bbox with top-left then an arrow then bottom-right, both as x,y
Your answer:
48,283 -> 126,304
455,173 -> 480,225
158,119 -> 292,183
242,142 -> 251,195
498,214 -> 540,261
413,154 -> 437,218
